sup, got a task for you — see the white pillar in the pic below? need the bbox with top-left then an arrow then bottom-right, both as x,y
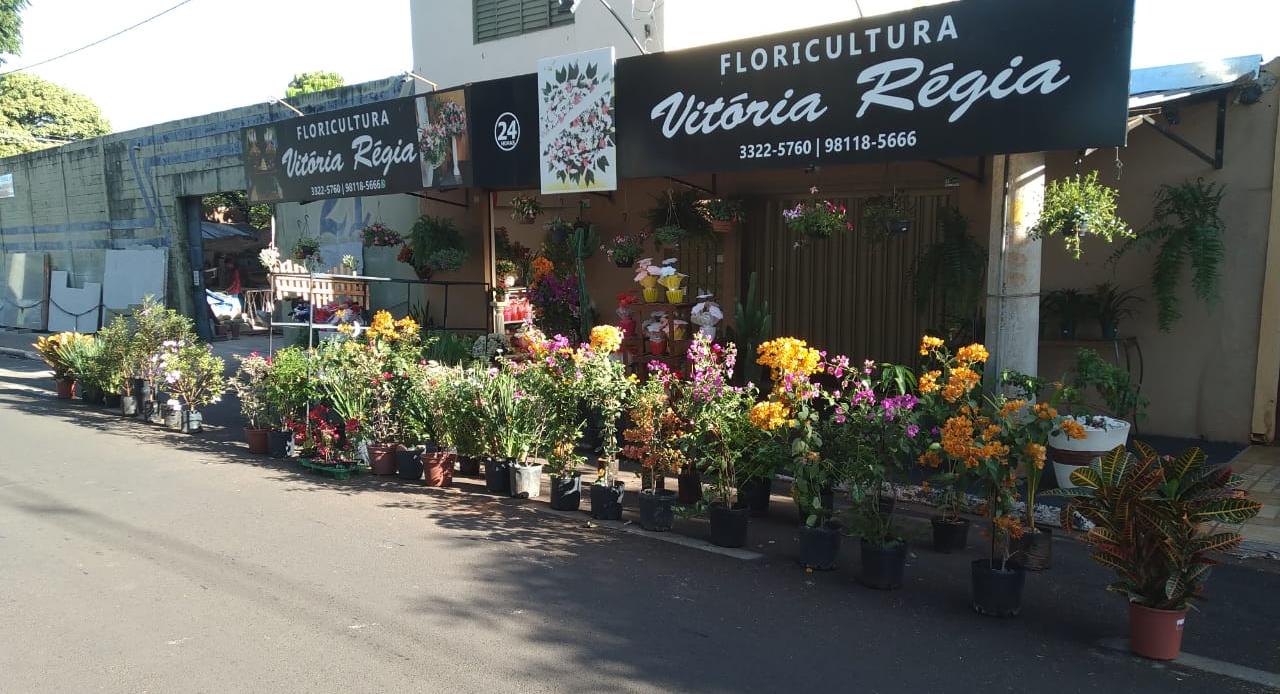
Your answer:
985,153 -> 1045,382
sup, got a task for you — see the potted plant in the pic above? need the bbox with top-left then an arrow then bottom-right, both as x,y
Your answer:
1049,348 -> 1147,488
677,339 -> 757,548
697,198 -> 744,234
992,370 -> 1086,571
474,368 -> 545,497
1091,282 -> 1142,339
1050,444 -> 1261,659
832,361 -> 921,587
1041,289 -> 1095,340
34,332 -> 89,399
860,192 -> 913,241
341,254 -> 359,276
292,236 -> 322,266
400,215 -> 469,280
510,193 -> 542,224
915,336 -> 989,553
157,341 -> 227,434
1030,171 -> 1133,260
359,221 -> 403,247
648,189 -> 711,250
128,297 -> 199,422
622,374 -> 683,531
736,439 -> 786,518
601,234 -> 645,268
289,404 -> 361,472
545,215 -> 574,244
783,187 -> 852,240
75,337 -> 107,404
1111,179 -> 1225,332
94,316 -> 136,413
495,259 -> 519,288
262,346 -> 315,458
579,327 -> 634,520
232,352 -> 273,453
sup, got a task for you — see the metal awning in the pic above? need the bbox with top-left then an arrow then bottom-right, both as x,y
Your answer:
1119,55 -> 1264,170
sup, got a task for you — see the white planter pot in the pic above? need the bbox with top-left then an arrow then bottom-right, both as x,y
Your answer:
509,463 -> 543,500
1050,415 -> 1131,488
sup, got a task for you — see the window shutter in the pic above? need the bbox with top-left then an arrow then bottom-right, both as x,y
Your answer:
474,0 -> 573,43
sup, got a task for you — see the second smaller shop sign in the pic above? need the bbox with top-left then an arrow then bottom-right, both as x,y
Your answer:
243,90 -> 472,204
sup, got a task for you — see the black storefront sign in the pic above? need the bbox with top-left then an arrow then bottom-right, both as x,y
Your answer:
243,98 -> 426,203
469,73 -> 541,189
616,0 -> 1134,179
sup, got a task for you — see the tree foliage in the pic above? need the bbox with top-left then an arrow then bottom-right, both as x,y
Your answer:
285,71 -> 344,99
0,0 -> 30,61
0,73 -> 111,157
202,191 -> 272,230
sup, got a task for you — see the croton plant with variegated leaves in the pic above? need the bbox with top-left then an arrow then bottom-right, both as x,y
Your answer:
1050,443 -> 1261,610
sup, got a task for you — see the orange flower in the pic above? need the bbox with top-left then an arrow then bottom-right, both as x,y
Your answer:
1034,402 -> 1058,420
1059,418 -> 1087,440
993,514 -> 1026,539
918,450 -> 943,468
531,257 -> 554,281
1024,442 -> 1046,470
955,343 -> 989,366
919,370 -> 941,394
999,399 -> 1027,419
982,424 -> 1003,441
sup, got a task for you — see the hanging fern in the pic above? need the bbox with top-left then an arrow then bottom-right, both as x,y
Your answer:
1112,179 -> 1225,332
912,207 -> 986,335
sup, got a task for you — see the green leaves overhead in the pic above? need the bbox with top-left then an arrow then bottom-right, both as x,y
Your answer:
0,73 -> 111,157
285,71 -> 344,98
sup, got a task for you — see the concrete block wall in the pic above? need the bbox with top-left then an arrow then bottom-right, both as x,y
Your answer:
0,76 -> 412,322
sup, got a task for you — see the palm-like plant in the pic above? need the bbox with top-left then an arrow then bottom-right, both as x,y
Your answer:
911,207 -> 985,340
727,271 -> 771,386
1050,443 -> 1261,610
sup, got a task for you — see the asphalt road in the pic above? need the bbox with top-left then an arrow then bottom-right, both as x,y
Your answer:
1,354 -> 1277,694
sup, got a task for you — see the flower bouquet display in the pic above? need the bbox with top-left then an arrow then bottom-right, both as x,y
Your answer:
690,293 -> 723,339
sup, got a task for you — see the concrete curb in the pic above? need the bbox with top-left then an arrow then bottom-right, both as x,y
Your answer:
0,346 -> 40,361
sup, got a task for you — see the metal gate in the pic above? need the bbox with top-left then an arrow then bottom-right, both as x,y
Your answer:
740,191 -> 955,366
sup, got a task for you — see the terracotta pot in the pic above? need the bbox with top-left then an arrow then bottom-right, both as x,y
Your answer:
710,219 -> 736,234
368,443 -> 398,475
55,378 -> 75,400
423,450 -> 454,487
244,428 -> 270,454
1129,603 -> 1187,660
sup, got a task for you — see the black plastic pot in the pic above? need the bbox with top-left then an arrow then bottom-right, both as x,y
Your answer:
395,447 -> 424,481
131,379 -> 148,402
799,521 -> 842,570
1012,526 -> 1053,571
931,516 -> 970,553
971,559 -> 1026,617
677,469 -> 702,504
709,503 -> 750,548
484,457 -> 513,495
638,489 -> 677,532
738,477 -> 772,518
119,395 -> 138,417
859,540 -> 907,590
589,481 -> 625,520
457,455 -> 481,477
103,393 -> 121,408
79,384 -> 96,402
550,474 -> 582,511
878,495 -> 896,517
267,429 -> 291,459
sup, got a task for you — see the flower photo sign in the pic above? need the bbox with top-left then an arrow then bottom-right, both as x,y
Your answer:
537,46 -> 617,194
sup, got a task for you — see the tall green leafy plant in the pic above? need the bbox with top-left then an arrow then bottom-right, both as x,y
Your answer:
727,271 -> 771,386
1112,179 -> 1225,332
404,215 -> 469,279
1049,443 -> 1261,610
911,207 -> 985,338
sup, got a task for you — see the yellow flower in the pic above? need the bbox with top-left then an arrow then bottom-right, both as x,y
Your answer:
919,335 -> 945,356
394,316 -> 420,336
589,325 -> 623,353
756,337 -> 821,378
748,401 -> 791,431
919,370 -> 941,394
955,343 -> 989,366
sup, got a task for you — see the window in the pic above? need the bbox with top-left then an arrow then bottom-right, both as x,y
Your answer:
474,0 -> 574,43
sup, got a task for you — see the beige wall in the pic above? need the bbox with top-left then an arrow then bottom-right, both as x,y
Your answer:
1036,69 -> 1278,443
